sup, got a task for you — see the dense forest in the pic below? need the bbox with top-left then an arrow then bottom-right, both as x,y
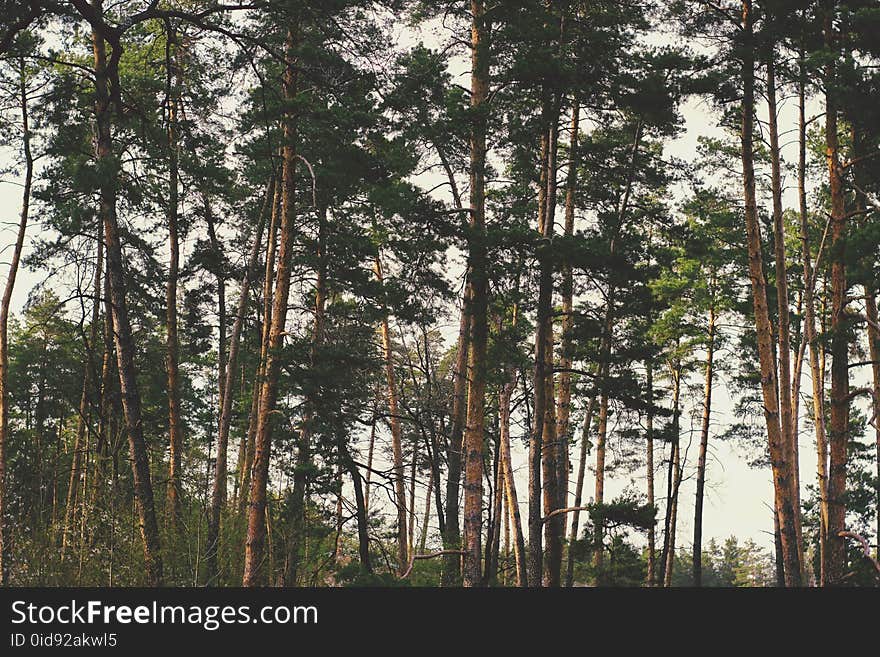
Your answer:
0,0 -> 878,588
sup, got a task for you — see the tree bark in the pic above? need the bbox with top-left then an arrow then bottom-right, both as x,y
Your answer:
283,206 -> 328,586
864,289 -> 880,560
207,178 -> 274,583
238,174 -> 281,516
693,303 -> 715,586
556,100 -> 579,555
91,6 -> 163,585
243,18 -> 299,586
797,44 -> 828,584
823,0 -> 848,587
164,27 -> 184,533
499,374 -> 527,586
373,256 -> 408,576
462,0 -> 489,588
739,0 -> 801,586
766,50 -> 803,568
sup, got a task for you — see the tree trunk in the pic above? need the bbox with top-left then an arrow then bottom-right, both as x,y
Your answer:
243,19 -> 300,587
164,27 -> 184,533
238,174 -> 281,516
462,0 -> 489,588
207,178 -> 274,583
823,1 -> 848,587
563,393 -> 595,587
864,289 -> 880,560
556,100 -> 579,557
766,50 -> 803,568
693,303 -> 715,586
0,55 -> 34,585
662,363 -> 681,588
499,375 -> 527,587
739,0 -> 801,586
797,44 -> 828,584
373,256 -> 408,575
90,4 -> 163,586
284,206 -> 328,586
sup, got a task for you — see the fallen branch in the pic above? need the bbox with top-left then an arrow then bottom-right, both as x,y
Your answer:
399,550 -> 466,579
838,531 -> 880,581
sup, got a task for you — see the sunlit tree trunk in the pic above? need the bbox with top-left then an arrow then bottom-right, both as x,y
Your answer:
739,0 -> 801,586
243,18 -> 300,586
462,0 -> 489,588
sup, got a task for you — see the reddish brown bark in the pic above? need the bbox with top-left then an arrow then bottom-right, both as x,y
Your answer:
739,0 -> 801,586
243,19 -> 300,587
462,0 -> 489,588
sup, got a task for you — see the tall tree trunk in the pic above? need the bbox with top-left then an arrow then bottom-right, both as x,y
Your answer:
540,103 -> 562,588
419,464 -> 433,554
204,198 -> 230,582
766,50 -> 803,568
284,206 -> 328,586
207,178 -> 274,583
462,0 -> 489,588
90,3 -> 163,586
374,255 -> 408,575
0,55 -> 34,585
662,363 -> 681,588
693,302 -> 716,586
739,0 -> 801,586
164,27 -> 184,533
864,289 -> 880,560
238,174 -> 282,516
557,100 -> 579,552
243,18 -> 300,587
797,44 -> 828,584
823,0 -> 848,587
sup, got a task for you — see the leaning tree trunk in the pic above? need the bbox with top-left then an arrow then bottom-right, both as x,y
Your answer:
0,55 -> 34,585
739,0 -> 801,586
243,18 -> 300,587
91,9 -> 163,586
